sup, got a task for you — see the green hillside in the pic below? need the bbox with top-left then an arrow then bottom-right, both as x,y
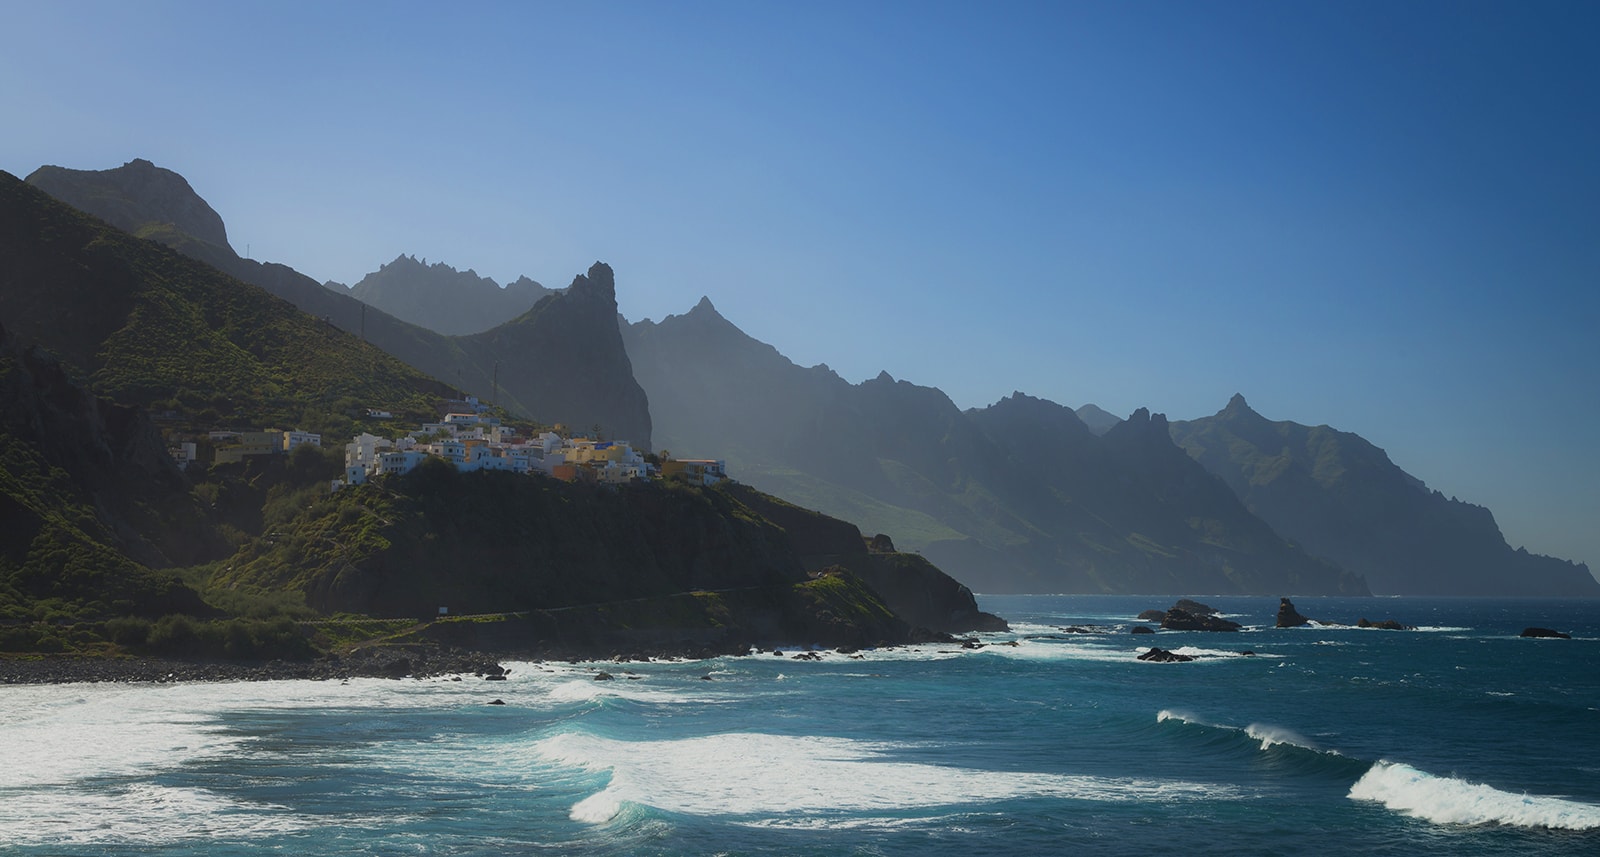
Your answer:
0,171 -> 992,659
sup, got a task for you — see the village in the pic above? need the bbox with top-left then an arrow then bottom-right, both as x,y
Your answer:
168,397 -> 728,490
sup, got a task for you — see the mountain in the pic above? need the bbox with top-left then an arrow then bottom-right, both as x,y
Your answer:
25,160 -> 651,447
0,170 -> 993,651
329,254 -> 552,336
1170,395 -> 1599,596
1075,403 -> 1122,436
0,169 -> 452,622
623,300 -> 1364,595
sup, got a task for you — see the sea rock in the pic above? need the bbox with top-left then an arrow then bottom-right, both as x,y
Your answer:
1137,647 -> 1195,663
487,699 -> 506,705
1276,597 -> 1311,628
1357,618 -> 1415,631
1131,626 -> 1155,635
594,671 -> 614,681
1137,609 -> 1168,622
1175,599 -> 1218,616
1161,608 -> 1241,632
1520,627 -> 1572,639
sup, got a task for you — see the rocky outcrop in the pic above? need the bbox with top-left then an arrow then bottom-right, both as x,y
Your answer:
1520,627 -> 1571,639
1176,599 -> 1218,616
1357,618 -> 1415,631
722,484 -> 1007,634
1138,647 -> 1194,662
27,159 -> 231,251
1160,608 -> 1242,632
1276,597 -> 1312,628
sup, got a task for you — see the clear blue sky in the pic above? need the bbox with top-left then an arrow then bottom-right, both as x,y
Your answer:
4,1 -> 1597,578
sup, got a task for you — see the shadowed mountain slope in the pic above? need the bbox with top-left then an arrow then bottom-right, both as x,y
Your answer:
624,300 -> 1363,596
26,160 -> 651,447
1170,395 -> 1598,595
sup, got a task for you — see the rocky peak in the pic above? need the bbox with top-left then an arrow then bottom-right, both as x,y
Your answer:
26,158 -> 232,251
569,261 -> 617,304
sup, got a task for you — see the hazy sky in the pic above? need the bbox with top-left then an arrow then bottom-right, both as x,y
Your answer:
4,1 -> 1597,577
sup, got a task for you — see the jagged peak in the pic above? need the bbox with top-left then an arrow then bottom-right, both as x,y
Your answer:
1222,392 -> 1260,417
566,262 -> 617,305
691,295 -> 718,314
874,370 -> 895,384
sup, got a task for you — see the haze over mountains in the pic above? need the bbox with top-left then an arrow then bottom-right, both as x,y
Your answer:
26,160 -> 651,448
327,254 -> 552,336
20,159 -> 1598,597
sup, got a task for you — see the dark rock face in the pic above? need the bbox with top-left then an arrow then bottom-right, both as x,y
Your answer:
1131,625 -> 1155,635
1276,597 -> 1312,628
1137,609 -> 1168,622
1160,608 -> 1242,632
1138,647 -> 1194,662
1520,627 -> 1572,639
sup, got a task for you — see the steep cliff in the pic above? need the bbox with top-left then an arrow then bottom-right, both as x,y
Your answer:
1171,395 -> 1598,595
0,322 -> 215,620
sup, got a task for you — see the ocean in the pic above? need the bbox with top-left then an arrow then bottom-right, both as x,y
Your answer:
2,595 -> 1597,855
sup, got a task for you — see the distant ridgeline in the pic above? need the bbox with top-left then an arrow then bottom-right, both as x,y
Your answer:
20,159 -> 1597,598
623,298 -> 1596,597
328,254 -> 553,336
1169,395 -> 1598,596
0,169 -> 999,655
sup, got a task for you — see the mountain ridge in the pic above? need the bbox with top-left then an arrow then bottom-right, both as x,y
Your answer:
1170,395 -> 1598,595
24,161 -> 652,448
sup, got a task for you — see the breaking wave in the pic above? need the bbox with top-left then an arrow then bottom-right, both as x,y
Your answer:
1349,761 -> 1600,830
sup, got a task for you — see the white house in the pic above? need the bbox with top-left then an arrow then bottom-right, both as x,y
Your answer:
284,430 -> 322,452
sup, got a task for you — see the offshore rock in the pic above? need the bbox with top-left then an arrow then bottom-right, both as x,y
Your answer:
1520,627 -> 1571,639
1137,647 -> 1195,663
1176,599 -> 1218,616
1161,608 -> 1241,632
1137,610 -> 1168,622
1357,618 -> 1415,631
1276,597 -> 1312,628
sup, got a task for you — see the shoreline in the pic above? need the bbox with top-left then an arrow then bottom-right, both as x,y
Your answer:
0,635 -> 958,685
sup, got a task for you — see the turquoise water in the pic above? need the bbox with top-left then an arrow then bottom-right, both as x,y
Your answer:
2,596 -> 1597,855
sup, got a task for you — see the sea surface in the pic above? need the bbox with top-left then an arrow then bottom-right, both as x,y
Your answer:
2,595 -> 1598,856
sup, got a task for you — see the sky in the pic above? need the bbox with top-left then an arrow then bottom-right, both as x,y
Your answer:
3,1 -> 1597,578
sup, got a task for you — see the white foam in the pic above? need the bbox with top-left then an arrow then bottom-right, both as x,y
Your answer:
1349,761 -> 1600,830
0,782 -> 350,846
533,731 -> 1235,823
1167,646 -> 1284,660
1244,723 -> 1320,752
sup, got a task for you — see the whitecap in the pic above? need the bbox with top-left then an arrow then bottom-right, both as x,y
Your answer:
533,731 -> 1235,823
1349,761 -> 1600,830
